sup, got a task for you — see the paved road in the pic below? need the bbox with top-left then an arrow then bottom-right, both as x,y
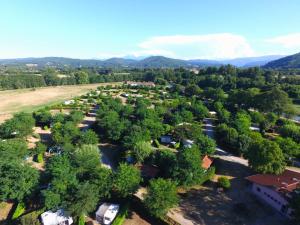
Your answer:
203,118 -> 248,166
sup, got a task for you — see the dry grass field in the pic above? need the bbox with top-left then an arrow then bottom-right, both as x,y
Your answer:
0,82 -> 120,123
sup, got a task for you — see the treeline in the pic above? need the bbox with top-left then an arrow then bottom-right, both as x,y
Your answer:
0,68 -> 146,90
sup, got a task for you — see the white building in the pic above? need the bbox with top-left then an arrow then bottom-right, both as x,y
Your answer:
246,169 -> 300,218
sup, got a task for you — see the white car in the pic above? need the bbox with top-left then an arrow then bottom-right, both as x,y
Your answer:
103,204 -> 119,225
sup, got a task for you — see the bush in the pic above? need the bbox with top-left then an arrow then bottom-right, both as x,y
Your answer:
111,204 -> 128,225
12,202 -> 25,220
217,176 -> 231,189
19,210 -> 42,225
78,214 -> 85,225
37,153 -> 44,163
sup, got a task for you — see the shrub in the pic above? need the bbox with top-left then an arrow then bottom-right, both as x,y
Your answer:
111,203 -> 128,225
12,202 -> 25,220
37,153 -> 44,163
78,214 -> 85,225
217,176 -> 231,189
19,210 -> 42,225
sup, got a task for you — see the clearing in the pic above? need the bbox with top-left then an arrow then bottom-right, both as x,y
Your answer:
0,82 -> 120,123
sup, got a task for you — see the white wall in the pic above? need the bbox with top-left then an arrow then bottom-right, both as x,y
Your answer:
251,183 -> 292,217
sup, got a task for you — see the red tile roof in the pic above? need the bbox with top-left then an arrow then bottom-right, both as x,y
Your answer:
202,155 -> 213,170
246,169 -> 300,192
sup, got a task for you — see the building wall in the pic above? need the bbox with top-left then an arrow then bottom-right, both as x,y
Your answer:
251,183 -> 292,218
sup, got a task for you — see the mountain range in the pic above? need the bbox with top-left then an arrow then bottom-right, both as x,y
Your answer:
0,54 -> 295,69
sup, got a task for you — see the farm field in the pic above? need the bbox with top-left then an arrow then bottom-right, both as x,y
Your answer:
0,82 -> 120,123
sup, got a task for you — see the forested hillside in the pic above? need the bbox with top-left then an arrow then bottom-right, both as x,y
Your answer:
265,52 -> 300,69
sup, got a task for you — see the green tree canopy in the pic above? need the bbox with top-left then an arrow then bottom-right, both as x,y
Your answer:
144,178 -> 178,218
248,139 -> 286,174
113,163 -> 141,198
133,141 -> 153,163
0,160 -> 39,201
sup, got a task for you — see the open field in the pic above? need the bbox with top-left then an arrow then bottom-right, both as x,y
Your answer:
0,83 -> 120,123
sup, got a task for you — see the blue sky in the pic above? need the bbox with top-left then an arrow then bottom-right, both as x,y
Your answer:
0,0 -> 300,59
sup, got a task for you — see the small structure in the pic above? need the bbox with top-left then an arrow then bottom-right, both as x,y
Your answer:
250,126 -> 260,132
138,164 -> 160,179
209,111 -> 217,116
246,169 -> 300,218
182,139 -> 194,148
160,135 -> 172,144
64,100 -> 75,105
124,81 -> 155,88
96,203 -> 119,225
41,209 -> 73,225
201,155 -> 213,170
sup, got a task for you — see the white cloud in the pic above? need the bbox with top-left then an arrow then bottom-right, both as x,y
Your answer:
135,33 -> 255,59
266,33 -> 300,48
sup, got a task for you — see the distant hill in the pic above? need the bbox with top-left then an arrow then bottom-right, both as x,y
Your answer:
134,56 -> 187,68
0,56 -> 220,68
187,59 -> 222,67
0,55 -> 290,69
264,52 -> 300,69
220,55 -> 284,67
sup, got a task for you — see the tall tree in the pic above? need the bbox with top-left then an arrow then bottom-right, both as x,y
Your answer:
113,163 -> 141,198
248,139 -> 285,174
0,160 -> 39,201
144,178 -> 178,218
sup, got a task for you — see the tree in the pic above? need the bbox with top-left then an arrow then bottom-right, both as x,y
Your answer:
144,178 -> 178,218
74,71 -> 89,84
191,101 -> 209,120
78,130 -> 98,146
185,84 -> 202,97
196,134 -> 216,155
0,160 -> 39,201
51,121 -> 80,145
216,123 -> 238,147
0,112 -> 35,138
133,141 -> 153,163
232,112 -> 251,134
68,110 -> 84,124
0,138 -> 27,160
171,145 -> 206,186
43,155 -> 78,210
275,137 -> 300,160
66,182 -> 99,219
248,139 -> 285,174
73,145 -> 101,176
256,87 -> 293,114
279,123 -> 300,143
34,109 -> 52,126
113,163 -> 141,198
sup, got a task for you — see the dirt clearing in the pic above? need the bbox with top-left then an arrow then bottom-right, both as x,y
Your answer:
0,82 -> 120,123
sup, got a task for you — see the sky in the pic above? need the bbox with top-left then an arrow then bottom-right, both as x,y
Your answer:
0,0 -> 300,60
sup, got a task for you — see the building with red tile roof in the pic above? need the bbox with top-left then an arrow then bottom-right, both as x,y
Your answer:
246,169 -> 300,218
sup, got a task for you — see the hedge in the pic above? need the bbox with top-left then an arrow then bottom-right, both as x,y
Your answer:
12,202 -> 25,220
111,203 -> 129,225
